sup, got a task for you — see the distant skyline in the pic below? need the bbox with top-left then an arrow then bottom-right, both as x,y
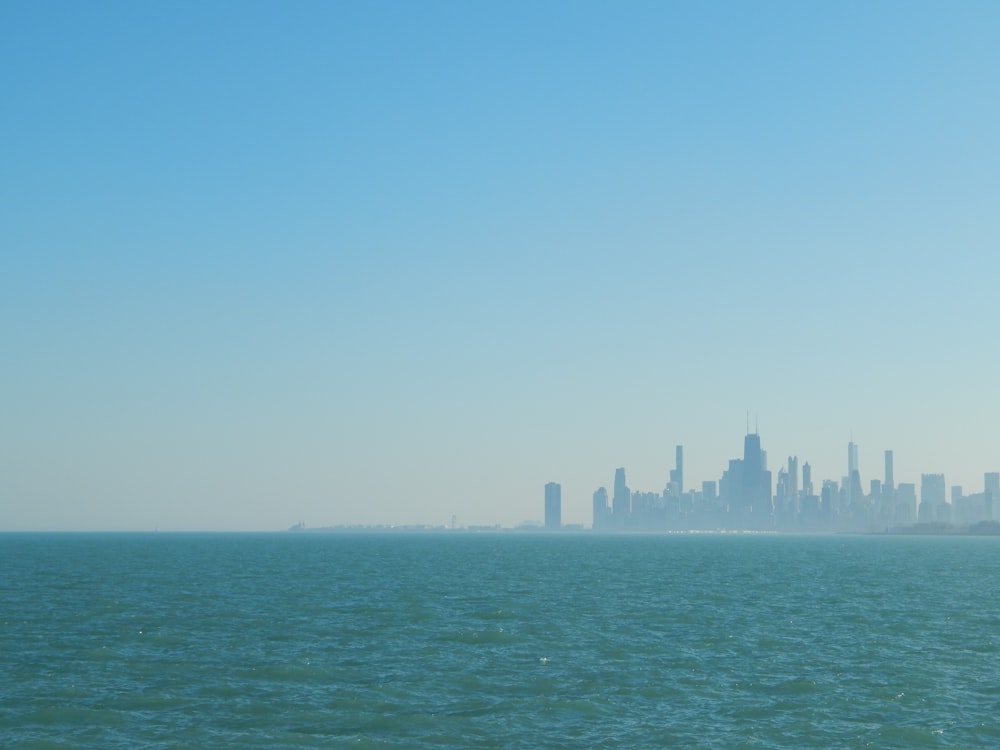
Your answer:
3,2 -> 1000,530
549,431 -> 1000,532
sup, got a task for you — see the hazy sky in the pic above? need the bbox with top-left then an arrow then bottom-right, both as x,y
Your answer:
3,1 -> 999,530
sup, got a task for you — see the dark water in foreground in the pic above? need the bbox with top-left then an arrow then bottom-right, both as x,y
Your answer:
2,533 -> 1000,748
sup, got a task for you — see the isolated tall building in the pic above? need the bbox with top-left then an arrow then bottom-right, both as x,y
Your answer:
544,482 -> 561,530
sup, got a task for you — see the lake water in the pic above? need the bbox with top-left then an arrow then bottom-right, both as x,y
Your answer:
2,532 -> 999,748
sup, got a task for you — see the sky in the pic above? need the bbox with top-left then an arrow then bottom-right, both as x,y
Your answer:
3,1 -> 1000,531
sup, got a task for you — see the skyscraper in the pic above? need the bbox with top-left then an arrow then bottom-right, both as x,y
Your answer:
735,432 -> 773,524
821,480 -> 838,524
592,487 -> 609,529
985,472 -> 999,496
613,468 -> 630,518
743,433 -> 763,498
919,474 -> 946,523
669,445 -> 684,496
787,456 -> 799,499
846,441 -> 863,513
775,466 -> 791,526
544,482 -> 561,530
896,483 -> 917,525
884,450 -> 895,491
986,473 -> 999,521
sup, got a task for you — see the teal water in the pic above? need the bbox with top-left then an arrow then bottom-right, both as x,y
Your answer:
2,533 -> 999,748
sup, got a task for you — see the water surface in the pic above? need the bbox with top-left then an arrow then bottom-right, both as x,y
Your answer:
2,532 -> 998,748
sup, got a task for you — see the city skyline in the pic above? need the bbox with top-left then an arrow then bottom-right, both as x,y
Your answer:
548,430 -> 1000,532
4,2 -> 1000,531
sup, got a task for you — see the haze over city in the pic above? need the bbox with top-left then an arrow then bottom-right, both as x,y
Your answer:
3,2 -> 999,531
541,433 -> 1000,533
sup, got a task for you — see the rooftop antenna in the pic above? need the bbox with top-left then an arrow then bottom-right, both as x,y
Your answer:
755,413 -> 759,435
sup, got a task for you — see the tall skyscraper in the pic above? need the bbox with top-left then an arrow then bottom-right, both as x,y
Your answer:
669,445 -> 684,496
846,441 -> 863,511
985,473 -> 999,521
802,461 -> 813,497
544,482 -> 561,530
613,468 -> 630,518
742,433 -> 763,506
775,466 -> 791,524
877,449 -> 895,527
787,456 -> 799,499
592,487 -> 609,529
736,432 -> 773,522
821,479 -> 838,523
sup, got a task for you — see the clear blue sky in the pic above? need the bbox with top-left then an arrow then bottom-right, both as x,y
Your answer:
3,1 -> 999,530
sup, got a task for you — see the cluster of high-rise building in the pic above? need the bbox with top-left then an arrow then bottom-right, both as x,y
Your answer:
544,431 -> 1000,532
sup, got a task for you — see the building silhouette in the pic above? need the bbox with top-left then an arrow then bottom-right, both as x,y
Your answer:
880,450 -> 896,526
986,473 -> 1000,521
544,482 -> 561,530
919,474 -> 947,523
570,427 -> 1000,533
787,456 -> 799,501
592,487 -> 609,529
895,483 -> 917,526
613,467 -> 630,519
718,432 -> 773,527
669,445 -> 684,496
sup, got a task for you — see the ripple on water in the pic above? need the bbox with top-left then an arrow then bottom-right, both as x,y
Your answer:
2,533 -> 1000,749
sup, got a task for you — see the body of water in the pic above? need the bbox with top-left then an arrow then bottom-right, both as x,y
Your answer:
2,532 -> 999,748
